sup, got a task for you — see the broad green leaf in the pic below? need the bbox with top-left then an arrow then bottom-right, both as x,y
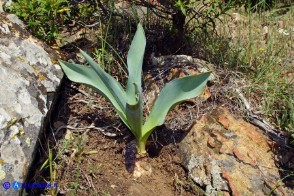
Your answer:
125,84 -> 142,139
59,60 -> 129,128
142,72 -> 211,138
125,24 -> 146,138
126,23 -> 146,104
79,50 -> 127,113
59,23 -> 212,155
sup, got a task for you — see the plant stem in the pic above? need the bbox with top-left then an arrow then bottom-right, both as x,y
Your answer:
137,140 -> 147,156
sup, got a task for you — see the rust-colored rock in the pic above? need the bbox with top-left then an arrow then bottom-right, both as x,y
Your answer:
179,107 -> 293,195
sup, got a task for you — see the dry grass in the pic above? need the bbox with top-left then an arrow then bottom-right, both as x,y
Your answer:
188,5 -> 294,141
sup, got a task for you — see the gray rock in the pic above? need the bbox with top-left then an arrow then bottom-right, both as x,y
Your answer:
150,54 -> 217,81
115,2 -> 148,20
0,12 -> 63,195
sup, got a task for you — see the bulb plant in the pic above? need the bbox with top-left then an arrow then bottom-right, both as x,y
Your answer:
59,24 -> 211,155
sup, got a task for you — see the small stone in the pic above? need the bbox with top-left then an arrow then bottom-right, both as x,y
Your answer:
0,24 -> 10,34
217,115 -> 230,129
133,160 -> 152,178
232,13 -> 242,23
207,137 -> 216,148
64,130 -> 73,140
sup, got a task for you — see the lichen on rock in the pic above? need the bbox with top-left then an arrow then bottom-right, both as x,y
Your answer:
179,107 -> 294,195
0,12 -> 63,196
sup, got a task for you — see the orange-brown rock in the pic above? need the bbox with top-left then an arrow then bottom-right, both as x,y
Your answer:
179,107 -> 293,195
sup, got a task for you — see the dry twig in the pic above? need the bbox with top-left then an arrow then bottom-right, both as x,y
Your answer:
54,124 -> 118,137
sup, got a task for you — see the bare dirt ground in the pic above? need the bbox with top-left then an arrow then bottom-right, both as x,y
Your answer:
25,55 -> 293,196
26,77 -> 211,195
